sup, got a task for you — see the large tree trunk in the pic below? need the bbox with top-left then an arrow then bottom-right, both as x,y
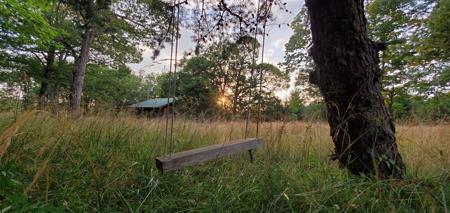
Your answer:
305,0 -> 405,178
69,28 -> 95,112
38,49 -> 56,109
49,53 -> 66,113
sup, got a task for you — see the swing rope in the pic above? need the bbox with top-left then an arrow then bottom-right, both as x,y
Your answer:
256,0 -> 269,138
169,0 -> 181,156
244,0 -> 262,139
246,0 -> 269,139
165,0 -> 180,156
164,0 -> 176,156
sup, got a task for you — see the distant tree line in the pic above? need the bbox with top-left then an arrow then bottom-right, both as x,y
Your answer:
150,37 -> 291,121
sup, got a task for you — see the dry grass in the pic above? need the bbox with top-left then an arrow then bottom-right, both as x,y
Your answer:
0,112 -> 448,212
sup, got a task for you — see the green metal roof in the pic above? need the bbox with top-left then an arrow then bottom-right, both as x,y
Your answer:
129,98 -> 174,108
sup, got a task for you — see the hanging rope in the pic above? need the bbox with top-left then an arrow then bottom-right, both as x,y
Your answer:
164,0 -> 180,156
164,0 -> 177,155
244,0 -> 262,138
169,0 -> 181,156
256,0 -> 269,138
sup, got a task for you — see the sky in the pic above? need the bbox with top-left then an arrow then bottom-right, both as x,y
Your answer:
127,0 -> 304,99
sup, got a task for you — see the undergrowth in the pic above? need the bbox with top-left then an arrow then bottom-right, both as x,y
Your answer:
0,111 -> 449,212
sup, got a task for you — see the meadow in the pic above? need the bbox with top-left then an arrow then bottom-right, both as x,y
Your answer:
0,111 -> 449,212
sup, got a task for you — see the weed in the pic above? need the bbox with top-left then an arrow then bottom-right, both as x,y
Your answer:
0,112 -> 448,212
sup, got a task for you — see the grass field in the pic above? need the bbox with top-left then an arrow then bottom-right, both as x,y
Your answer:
0,111 -> 449,212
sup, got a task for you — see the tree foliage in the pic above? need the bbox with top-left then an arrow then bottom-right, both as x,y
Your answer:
281,6 -> 318,99
0,0 -> 57,51
0,0 -> 171,111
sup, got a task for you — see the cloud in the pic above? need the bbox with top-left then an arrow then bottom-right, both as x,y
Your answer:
128,28 -> 195,75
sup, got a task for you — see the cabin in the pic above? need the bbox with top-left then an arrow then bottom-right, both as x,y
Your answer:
129,98 -> 174,116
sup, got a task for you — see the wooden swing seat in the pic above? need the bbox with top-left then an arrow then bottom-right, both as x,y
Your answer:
155,138 -> 263,173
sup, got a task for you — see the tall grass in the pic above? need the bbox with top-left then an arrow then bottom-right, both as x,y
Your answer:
0,111 -> 449,212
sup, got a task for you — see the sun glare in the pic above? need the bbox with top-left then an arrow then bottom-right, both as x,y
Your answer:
218,96 -> 227,108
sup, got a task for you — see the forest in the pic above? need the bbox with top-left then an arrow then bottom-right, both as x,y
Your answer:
0,0 -> 449,212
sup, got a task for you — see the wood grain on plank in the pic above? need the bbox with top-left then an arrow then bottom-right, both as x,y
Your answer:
155,138 -> 263,173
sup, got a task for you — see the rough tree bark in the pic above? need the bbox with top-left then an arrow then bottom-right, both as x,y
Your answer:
69,28 -> 95,111
305,0 -> 406,178
37,49 -> 56,110
49,53 -> 67,113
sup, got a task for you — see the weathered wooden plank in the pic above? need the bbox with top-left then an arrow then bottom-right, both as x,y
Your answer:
155,138 -> 263,173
